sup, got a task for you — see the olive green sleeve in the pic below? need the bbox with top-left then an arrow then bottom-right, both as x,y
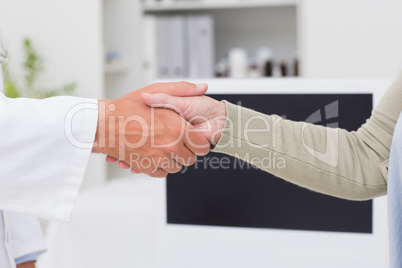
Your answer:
212,75 -> 402,200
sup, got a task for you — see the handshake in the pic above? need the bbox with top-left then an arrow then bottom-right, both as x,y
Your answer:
91,81 -> 227,178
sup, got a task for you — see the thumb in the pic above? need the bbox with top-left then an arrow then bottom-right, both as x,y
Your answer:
148,82 -> 208,97
142,93 -> 188,117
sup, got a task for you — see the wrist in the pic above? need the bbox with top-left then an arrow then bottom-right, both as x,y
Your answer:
211,101 -> 227,145
92,99 -> 116,154
92,99 -> 104,154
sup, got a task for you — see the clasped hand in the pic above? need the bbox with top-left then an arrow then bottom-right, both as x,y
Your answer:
93,81 -> 226,178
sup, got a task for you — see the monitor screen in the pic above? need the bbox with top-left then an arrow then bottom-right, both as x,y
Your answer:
167,94 -> 373,233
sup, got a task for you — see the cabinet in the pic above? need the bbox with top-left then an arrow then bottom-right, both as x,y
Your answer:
104,0 -> 299,83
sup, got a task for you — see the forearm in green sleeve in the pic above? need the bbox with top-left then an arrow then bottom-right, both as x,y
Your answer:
212,74 -> 402,200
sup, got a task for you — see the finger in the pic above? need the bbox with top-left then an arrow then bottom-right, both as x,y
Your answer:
140,167 -> 168,178
162,160 -> 183,174
132,165 -> 167,178
143,155 -> 183,174
131,168 -> 140,174
118,161 -> 131,169
142,93 -> 186,116
106,155 -> 118,163
174,144 -> 197,166
142,93 -> 210,125
124,158 -> 174,177
148,81 -> 208,97
130,161 -> 170,178
118,162 -> 131,169
107,155 -> 131,169
184,123 -> 211,156
150,169 -> 168,178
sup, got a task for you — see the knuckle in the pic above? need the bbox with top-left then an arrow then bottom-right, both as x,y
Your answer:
177,81 -> 187,88
200,147 -> 211,156
173,123 -> 182,133
156,171 -> 168,178
170,165 -> 183,174
172,124 -> 185,138
194,146 -> 210,156
167,144 -> 180,155
187,156 -> 196,166
178,81 -> 194,90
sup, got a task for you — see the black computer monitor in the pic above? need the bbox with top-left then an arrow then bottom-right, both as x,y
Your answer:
154,78 -> 389,267
167,93 -> 372,233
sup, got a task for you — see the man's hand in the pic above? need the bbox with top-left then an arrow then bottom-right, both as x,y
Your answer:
141,93 -> 227,145
93,82 -> 211,178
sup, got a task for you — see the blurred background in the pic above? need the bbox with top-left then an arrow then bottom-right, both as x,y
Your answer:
1,0 -> 402,267
2,0 -> 402,186
3,0 -> 402,186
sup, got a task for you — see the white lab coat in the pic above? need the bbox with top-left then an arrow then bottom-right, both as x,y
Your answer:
0,67 -> 99,267
6,212 -> 47,264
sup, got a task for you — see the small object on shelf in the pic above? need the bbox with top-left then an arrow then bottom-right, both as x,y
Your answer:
273,62 -> 281,77
247,57 -> 260,78
105,51 -> 127,74
293,57 -> 299,77
104,63 -> 127,74
257,47 -> 273,77
279,60 -> 287,77
154,15 -> 214,79
215,60 -> 228,77
106,51 -> 121,65
156,16 -> 187,78
228,48 -> 248,78
187,15 -> 215,78
264,61 -> 273,77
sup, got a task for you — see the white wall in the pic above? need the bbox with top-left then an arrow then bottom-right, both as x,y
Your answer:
300,0 -> 402,78
103,0 -> 145,179
0,0 -> 106,189
103,0 -> 144,98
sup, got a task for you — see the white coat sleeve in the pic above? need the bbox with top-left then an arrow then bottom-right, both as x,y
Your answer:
0,92 -> 98,221
6,212 -> 46,261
